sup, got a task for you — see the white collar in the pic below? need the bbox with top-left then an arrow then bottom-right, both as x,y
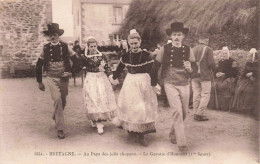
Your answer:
172,43 -> 182,48
86,52 -> 102,58
51,41 -> 60,46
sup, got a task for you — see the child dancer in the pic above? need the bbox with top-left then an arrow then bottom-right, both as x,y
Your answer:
83,37 -> 117,134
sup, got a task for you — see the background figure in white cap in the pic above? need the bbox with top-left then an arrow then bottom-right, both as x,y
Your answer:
82,37 -> 117,135
231,48 -> 258,115
191,34 -> 215,121
208,46 -> 239,111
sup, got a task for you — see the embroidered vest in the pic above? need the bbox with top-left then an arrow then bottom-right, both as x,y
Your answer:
161,43 -> 190,78
43,42 -> 71,72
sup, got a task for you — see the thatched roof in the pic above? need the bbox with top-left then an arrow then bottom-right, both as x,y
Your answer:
119,0 -> 258,50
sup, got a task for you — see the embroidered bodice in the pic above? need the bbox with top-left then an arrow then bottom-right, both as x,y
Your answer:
113,50 -> 154,79
83,53 -> 109,73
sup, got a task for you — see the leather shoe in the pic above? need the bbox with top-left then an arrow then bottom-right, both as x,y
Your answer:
57,130 -> 65,139
194,115 -> 209,121
178,146 -> 188,152
170,135 -> 177,144
138,134 -> 148,147
96,123 -> 104,135
52,115 -> 55,121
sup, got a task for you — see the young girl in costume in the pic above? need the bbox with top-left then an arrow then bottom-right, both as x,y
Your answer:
83,37 -> 117,134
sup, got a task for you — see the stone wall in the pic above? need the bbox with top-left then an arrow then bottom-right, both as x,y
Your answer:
0,0 -> 52,78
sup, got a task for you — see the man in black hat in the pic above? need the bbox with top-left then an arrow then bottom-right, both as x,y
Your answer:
36,23 -> 79,139
151,22 -> 195,152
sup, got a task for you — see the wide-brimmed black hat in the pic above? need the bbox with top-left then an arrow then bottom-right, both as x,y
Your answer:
166,22 -> 189,36
43,23 -> 64,36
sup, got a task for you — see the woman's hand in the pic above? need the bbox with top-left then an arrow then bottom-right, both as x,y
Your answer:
100,60 -> 106,67
98,65 -> 105,72
152,84 -> 161,95
98,60 -> 106,72
109,75 -> 119,85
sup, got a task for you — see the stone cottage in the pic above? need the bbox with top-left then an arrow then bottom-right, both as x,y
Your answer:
0,0 -> 52,78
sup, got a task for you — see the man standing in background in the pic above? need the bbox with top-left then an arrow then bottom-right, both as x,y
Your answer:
191,35 -> 216,121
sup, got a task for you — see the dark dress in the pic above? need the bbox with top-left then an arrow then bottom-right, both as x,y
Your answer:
208,58 -> 238,110
231,61 -> 258,114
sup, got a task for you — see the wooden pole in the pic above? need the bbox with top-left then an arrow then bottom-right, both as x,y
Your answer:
211,70 -> 219,110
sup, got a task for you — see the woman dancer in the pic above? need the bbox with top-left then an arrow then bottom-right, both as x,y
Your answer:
110,30 -> 158,146
83,37 -> 117,134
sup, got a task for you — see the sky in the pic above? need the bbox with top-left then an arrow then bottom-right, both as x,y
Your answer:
52,0 -> 74,37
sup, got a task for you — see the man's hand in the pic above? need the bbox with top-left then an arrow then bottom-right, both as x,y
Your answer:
61,72 -> 72,78
38,82 -> 45,91
216,72 -> 225,78
246,72 -> 253,77
183,61 -> 192,73
216,72 -> 221,78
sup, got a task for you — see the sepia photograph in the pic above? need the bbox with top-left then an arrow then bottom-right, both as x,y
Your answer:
0,0 -> 259,163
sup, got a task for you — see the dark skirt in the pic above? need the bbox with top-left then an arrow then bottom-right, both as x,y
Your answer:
231,78 -> 258,113
208,77 -> 236,111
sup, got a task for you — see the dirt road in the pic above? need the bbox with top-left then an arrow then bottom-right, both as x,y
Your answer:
0,78 -> 258,164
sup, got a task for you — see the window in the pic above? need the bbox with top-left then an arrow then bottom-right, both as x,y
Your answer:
113,34 -> 123,41
113,7 -> 123,25
109,34 -> 114,41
